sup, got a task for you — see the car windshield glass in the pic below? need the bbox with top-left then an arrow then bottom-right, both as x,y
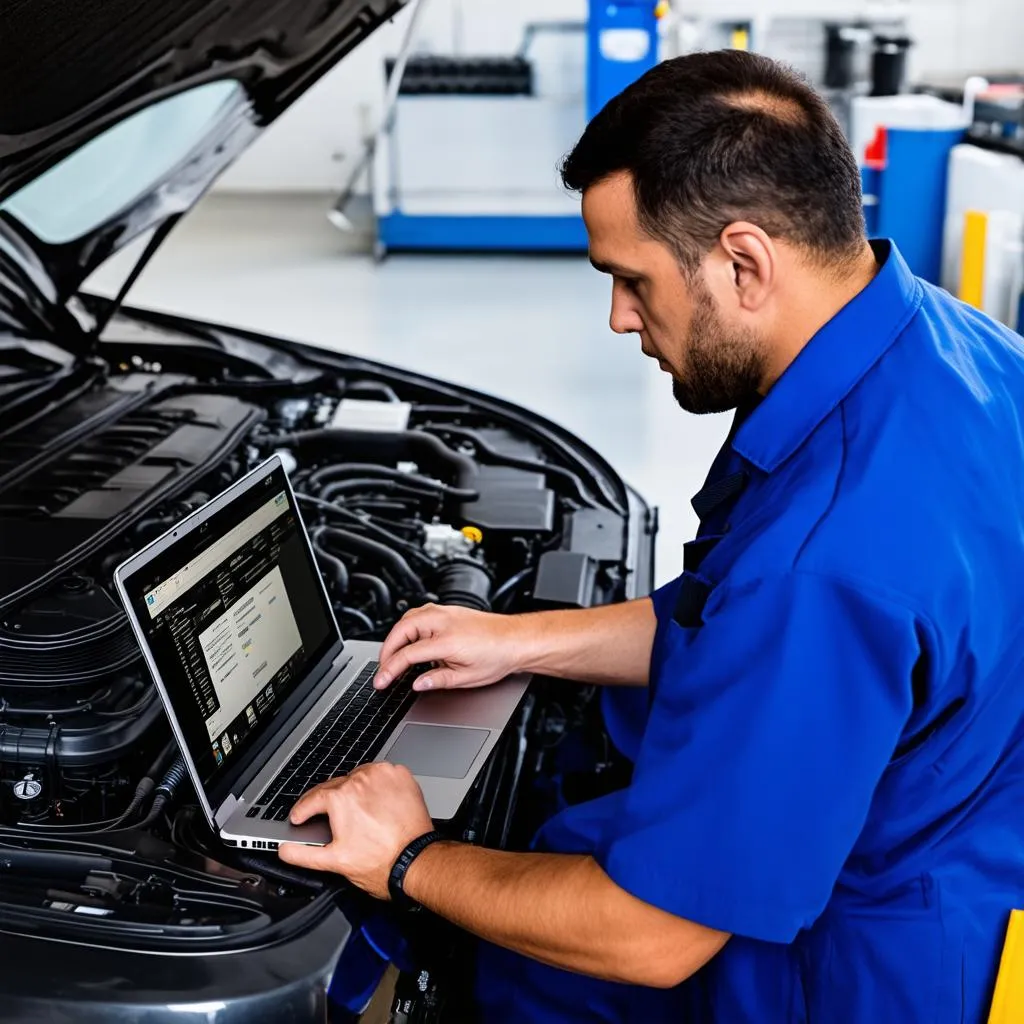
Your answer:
0,81 -> 240,244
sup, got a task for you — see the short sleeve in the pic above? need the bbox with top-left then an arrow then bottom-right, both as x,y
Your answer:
596,571 -> 919,943
601,577 -> 685,762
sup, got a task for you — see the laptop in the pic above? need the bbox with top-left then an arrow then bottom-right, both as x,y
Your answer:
113,455 -> 528,851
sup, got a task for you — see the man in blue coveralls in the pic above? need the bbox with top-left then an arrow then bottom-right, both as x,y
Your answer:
280,51 -> 1024,1021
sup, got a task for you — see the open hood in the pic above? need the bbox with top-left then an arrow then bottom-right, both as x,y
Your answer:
0,0 -> 405,341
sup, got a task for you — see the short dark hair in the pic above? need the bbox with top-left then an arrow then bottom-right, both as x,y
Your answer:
561,50 -> 866,272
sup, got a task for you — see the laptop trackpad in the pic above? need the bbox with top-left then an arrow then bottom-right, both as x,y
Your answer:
385,725 -> 489,779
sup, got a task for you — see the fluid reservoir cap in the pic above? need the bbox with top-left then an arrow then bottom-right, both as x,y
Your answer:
13,775 -> 42,800
461,526 -> 483,544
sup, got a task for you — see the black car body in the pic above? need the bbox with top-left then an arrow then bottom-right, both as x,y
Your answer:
0,3 -> 655,1020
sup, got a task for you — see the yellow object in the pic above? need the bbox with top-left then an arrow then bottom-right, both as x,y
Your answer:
461,526 -> 483,544
730,25 -> 750,50
654,1 -> 671,18
959,209 -> 988,309
988,910 -> 1024,1023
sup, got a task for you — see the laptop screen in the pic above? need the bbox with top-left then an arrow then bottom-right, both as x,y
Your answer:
122,464 -> 336,790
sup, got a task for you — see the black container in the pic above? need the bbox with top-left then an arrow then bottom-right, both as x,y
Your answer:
871,35 -> 913,97
825,24 -> 857,89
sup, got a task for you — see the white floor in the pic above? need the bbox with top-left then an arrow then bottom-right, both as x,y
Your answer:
88,195 -> 730,586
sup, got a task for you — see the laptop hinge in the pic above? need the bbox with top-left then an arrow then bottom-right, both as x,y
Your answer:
215,795 -> 240,828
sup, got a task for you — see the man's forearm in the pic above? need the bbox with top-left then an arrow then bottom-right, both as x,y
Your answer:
514,597 -> 656,687
403,841 -> 727,988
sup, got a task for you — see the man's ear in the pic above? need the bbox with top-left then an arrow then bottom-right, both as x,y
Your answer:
716,222 -> 776,312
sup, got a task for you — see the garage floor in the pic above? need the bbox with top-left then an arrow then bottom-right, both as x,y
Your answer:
88,194 -> 729,586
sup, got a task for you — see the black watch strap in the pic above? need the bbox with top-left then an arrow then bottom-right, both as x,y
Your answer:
388,830 -> 444,911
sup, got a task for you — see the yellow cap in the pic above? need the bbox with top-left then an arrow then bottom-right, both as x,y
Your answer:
654,0 -> 670,18
461,526 -> 483,544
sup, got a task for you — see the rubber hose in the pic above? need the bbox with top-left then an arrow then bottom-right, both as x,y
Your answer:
234,853 -> 326,891
316,527 -> 428,598
297,494 -> 435,569
311,530 -> 350,595
264,429 -> 478,492
340,606 -> 375,632
432,558 -> 494,612
320,477 -> 470,505
350,572 -> 393,619
309,462 -> 477,500
423,424 -> 602,510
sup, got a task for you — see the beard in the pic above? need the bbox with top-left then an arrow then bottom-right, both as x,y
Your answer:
670,277 -> 767,415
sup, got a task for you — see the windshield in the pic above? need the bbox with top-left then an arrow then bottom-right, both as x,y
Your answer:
0,82 -> 241,244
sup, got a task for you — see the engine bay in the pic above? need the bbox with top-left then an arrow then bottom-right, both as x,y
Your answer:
0,312 -> 651,1015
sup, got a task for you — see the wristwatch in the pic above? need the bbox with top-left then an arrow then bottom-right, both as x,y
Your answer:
388,830 -> 444,911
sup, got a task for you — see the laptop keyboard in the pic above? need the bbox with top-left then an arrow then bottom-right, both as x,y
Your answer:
248,661 -> 416,822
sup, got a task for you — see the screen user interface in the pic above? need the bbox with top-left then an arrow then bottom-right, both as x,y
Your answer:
125,466 -> 335,790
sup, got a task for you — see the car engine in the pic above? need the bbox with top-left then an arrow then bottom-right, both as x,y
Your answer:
0,311 -> 651,1017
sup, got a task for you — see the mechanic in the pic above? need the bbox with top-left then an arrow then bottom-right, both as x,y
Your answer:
280,50 -> 1024,1022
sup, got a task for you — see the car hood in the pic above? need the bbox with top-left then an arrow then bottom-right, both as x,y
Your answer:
0,0 -> 405,342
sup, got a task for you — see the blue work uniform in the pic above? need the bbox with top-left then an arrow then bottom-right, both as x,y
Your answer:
475,241 -> 1024,1022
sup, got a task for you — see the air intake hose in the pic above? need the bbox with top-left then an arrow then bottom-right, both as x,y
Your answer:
432,558 -> 494,612
264,429 -> 479,493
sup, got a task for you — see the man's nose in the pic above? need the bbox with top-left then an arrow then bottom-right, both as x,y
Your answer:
609,292 -> 643,335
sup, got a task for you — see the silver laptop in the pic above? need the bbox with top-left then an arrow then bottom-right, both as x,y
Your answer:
113,455 -> 528,851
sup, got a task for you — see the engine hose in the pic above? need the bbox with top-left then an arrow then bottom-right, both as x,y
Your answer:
234,853 -> 326,891
311,529 -> 350,595
491,566 -> 536,610
319,478 -> 463,506
298,494 -> 436,569
315,527 -> 428,599
309,463 -> 478,500
132,515 -> 177,539
432,558 -> 494,612
423,424 -> 604,510
340,606 -> 375,633
350,572 -> 393,619
263,429 -> 478,492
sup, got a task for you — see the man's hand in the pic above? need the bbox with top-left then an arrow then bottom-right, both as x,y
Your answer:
277,762 -> 433,899
374,603 -> 526,692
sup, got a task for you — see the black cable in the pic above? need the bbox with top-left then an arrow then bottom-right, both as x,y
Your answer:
99,779 -> 156,831
297,494 -> 436,568
233,853 -> 326,891
423,424 -> 605,510
0,687 -> 112,718
491,567 -> 536,610
94,689 -> 157,718
153,757 -> 188,802
135,756 -> 189,829
263,428 -> 478,492
350,573 -> 393,619
340,606 -> 376,632
320,478 -> 455,505
314,527 -> 428,598
310,528 -> 350,595
146,739 -> 179,782
308,463 -> 477,500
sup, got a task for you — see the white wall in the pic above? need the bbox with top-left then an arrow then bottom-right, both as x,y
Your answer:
215,0 -> 587,192
215,0 -> 1024,194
